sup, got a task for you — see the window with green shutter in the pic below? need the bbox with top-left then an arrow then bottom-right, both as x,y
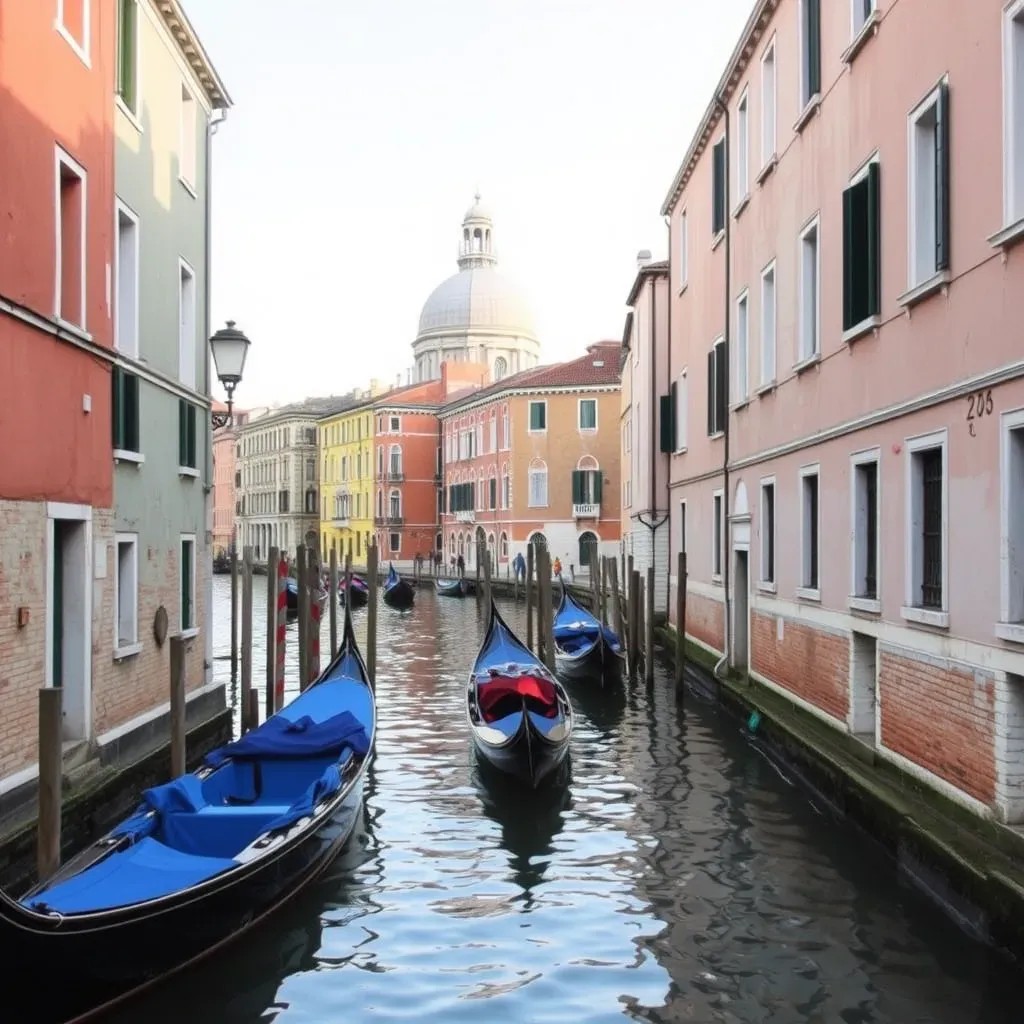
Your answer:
801,0 -> 821,106
659,394 -> 674,453
842,160 -> 881,331
578,399 -> 597,430
180,537 -> 194,630
112,367 -> 140,452
711,138 -> 726,235
117,0 -> 138,112
178,400 -> 197,468
529,401 -> 547,431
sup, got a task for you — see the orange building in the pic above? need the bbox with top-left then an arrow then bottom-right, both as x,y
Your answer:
440,343 -> 622,576
212,406 -> 249,559
0,1 -> 116,785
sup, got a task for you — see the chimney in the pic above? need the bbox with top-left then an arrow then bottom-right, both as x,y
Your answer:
636,248 -> 653,269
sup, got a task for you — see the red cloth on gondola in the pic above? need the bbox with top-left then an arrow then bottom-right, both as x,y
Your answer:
478,675 -> 558,722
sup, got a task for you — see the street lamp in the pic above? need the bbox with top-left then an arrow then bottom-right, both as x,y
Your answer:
209,320 -> 251,428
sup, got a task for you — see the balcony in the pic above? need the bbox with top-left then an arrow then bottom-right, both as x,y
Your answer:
573,502 -> 600,519
332,516 -> 350,528
386,470 -> 405,483
374,515 -> 405,527
454,510 -> 476,524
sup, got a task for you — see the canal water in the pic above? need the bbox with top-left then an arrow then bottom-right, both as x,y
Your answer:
112,575 -> 1023,1023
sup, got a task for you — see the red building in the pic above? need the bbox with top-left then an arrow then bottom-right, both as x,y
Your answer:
0,2 -> 117,786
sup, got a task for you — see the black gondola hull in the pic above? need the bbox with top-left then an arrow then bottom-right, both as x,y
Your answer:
382,579 -> 415,609
435,578 -> 466,598
340,584 -> 368,608
554,631 -> 626,685
469,712 -> 569,789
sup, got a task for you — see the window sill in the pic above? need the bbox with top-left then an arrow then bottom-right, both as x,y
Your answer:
732,397 -> 750,413
848,596 -> 880,614
756,156 -> 777,186
708,430 -> 725,441
527,429 -> 547,436
113,642 -> 143,662
115,96 -> 143,133
757,580 -> 777,594
711,574 -> 723,586
793,352 -> 820,376
793,94 -> 821,134
841,11 -> 880,66
796,587 -> 821,603
114,449 -> 145,466
55,21 -> 91,67
995,622 -> 1024,644
988,217 -> 1024,251
711,229 -> 725,252
733,193 -> 751,220
678,281 -> 688,296
842,315 -> 880,345
897,270 -> 949,310
755,380 -> 777,398
900,606 -> 949,629
180,627 -> 200,641
54,317 -> 93,344
178,466 -> 200,479
578,428 -> 598,435
673,446 -> 688,455
179,176 -> 198,200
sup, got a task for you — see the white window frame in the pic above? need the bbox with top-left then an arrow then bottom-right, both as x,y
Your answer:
179,83 -> 197,193
528,462 -> 548,508
528,399 -> 547,434
760,259 -> 777,387
851,0 -> 876,37
578,397 -> 598,432
798,0 -> 821,111
999,408 -> 1024,643
901,428 -> 949,628
113,532 -> 140,657
675,369 -> 688,453
178,257 -> 196,388
679,498 -> 688,556
678,208 -> 688,291
114,199 -> 140,358
735,290 -> 749,403
735,86 -> 750,207
116,0 -> 141,122
1002,0 -> 1024,230
798,214 -> 821,364
57,0 -> 91,66
797,463 -> 821,601
180,532 -> 198,637
906,80 -> 948,292
759,476 -> 777,591
501,407 -> 510,449
849,447 -> 881,613
390,415 -> 401,433
712,489 -> 724,582
54,146 -> 88,333
760,36 -> 777,173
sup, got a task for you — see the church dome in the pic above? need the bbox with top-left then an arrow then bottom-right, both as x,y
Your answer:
417,265 -> 536,338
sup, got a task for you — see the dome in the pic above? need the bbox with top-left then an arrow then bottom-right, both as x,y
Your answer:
417,265 -> 536,338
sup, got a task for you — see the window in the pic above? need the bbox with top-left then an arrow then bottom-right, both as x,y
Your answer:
761,39 -> 777,168
112,367 -> 140,453
852,0 -> 875,35
851,450 -> 880,606
800,0 -> 822,109
179,84 -> 197,189
57,0 -> 90,64
799,216 -> 820,361
501,407 -> 510,449
571,467 -> 602,506
706,338 -> 726,436
178,259 -> 196,387
502,468 -> 511,509
500,533 -> 509,559
529,401 -> 547,432
528,460 -> 548,507
712,491 -> 723,579
760,480 -> 776,586
389,532 -> 401,553
389,445 -> 402,476
674,370 -> 688,452
390,416 -> 400,432
679,209 -> 688,289
711,137 -> 727,237
116,0 -> 138,114
389,490 -> 401,519
736,88 -> 749,201
115,534 -> 138,652
1000,410 -> 1024,638
55,149 -> 86,329
843,157 -> 881,333
114,201 -> 139,357
904,431 -> 948,623
760,261 -> 776,385
489,412 -> 497,451
494,357 -> 507,380
306,457 -> 315,479
907,82 -> 951,291
799,467 -> 820,595
735,292 -> 749,401
579,399 -> 597,431
489,476 -> 497,509
180,535 -> 196,632
1004,2 -> 1024,227
178,400 -> 197,469
679,499 -> 687,556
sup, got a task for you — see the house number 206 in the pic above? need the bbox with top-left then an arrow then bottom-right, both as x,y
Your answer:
966,388 -> 993,436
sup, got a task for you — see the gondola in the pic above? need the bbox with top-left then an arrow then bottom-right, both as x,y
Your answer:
435,576 -> 467,598
552,585 -> 625,685
466,599 -> 573,788
381,563 -> 415,610
0,603 -> 376,1020
338,574 -> 369,608
285,578 -> 329,615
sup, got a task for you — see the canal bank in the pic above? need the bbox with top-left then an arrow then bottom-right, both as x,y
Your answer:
657,621 -> 1024,961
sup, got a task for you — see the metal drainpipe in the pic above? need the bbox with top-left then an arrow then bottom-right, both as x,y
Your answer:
664,213 -> 672,615
713,94 -> 732,682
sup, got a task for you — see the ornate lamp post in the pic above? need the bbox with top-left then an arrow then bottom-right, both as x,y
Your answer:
209,320 -> 251,428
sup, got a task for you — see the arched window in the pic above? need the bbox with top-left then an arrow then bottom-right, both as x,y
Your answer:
376,490 -> 383,518
573,455 -> 602,507
489,409 -> 497,451
376,445 -> 384,477
450,532 -> 456,555
500,404 -> 509,449
457,533 -> 465,558
528,458 -> 548,508
435,532 -> 443,552
500,532 -> 509,559
389,489 -> 401,519
494,356 -> 507,381
488,469 -> 497,510
501,464 -> 510,509
527,531 -> 547,553
389,444 -> 402,477
578,531 -> 599,568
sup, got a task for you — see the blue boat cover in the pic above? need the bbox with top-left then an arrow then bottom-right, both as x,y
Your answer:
385,565 -> 398,588
110,773 -> 207,842
205,710 -> 370,768
263,762 -> 342,833
553,596 -> 621,651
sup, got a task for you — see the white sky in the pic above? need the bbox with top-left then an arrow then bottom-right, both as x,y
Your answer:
182,0 -> 754,409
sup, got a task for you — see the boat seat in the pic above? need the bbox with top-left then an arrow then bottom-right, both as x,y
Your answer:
163,803 -> 293,859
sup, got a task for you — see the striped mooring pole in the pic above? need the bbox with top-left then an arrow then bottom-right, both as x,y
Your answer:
308,568 -> 321,685
275,556 -> 287,711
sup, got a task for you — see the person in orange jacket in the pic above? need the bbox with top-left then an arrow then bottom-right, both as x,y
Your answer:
553,556 -> 562,577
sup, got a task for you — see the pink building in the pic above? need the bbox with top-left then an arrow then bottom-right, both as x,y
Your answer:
662,0 -> 1024,821
211,406 -> 248,558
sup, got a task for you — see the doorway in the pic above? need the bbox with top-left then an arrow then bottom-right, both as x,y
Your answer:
47,504 -> 92,742
733,549 -> 749,672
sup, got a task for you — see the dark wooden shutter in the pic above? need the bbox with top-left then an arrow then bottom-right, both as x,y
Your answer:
842,185 -> 854,331
571,470 -> 582,503
187,405 -> 197,467
593,470 -> 603,504
112,368 -> 122,447
806,0 -> 821,97
714,342 -> 727,433
712,140 -> 725,234
659,395 -> 673,453
706,350 -> 715,435
935,81 -> 950,272
490,478 -> 496,509
669,380 -> 678,451
178,399 -> 187,465
867,161 -> 881,317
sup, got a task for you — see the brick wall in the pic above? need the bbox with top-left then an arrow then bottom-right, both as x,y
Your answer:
879,647 -> 996,805
751,611 -> 850,723
687,592 -> 725,652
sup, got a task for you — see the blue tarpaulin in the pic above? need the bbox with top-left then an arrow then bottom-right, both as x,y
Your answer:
263,762 -> 342,833
205,710 -> 370,768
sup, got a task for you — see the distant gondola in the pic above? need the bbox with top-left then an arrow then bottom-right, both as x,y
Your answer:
338,574 -> 369,608
285,578 -> 329,614
466,600 -> 573,788
552,585 -> 625,685
382,563 -> 415,610
0,601 -> 376,1020
435,576 -> 467,598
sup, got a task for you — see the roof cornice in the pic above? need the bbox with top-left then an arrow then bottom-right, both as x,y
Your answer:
659,0 -> 778,217
439,382 -> 621,420
625,261 -> 669,307
153,0 -> 232,110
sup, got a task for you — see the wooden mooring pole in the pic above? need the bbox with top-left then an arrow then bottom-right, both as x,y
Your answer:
37,687 -> 62,882
266,546 -> 279,720
296,544 -> 309,691
526,543 -> 535,653
607,556 -> 624,644
645,565 -> 655,685
628,568 -> 640,679
367,540 -> 379,686
169,634 -> 186,776
230,548 -> 239,688
241,546 -> 253,730
307,552 -> 321,685
329,547 -> 339,657
274,555 -> 287,712
675,551 -> 688,691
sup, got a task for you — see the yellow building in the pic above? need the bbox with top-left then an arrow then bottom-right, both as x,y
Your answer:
319,390 -> 380,565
